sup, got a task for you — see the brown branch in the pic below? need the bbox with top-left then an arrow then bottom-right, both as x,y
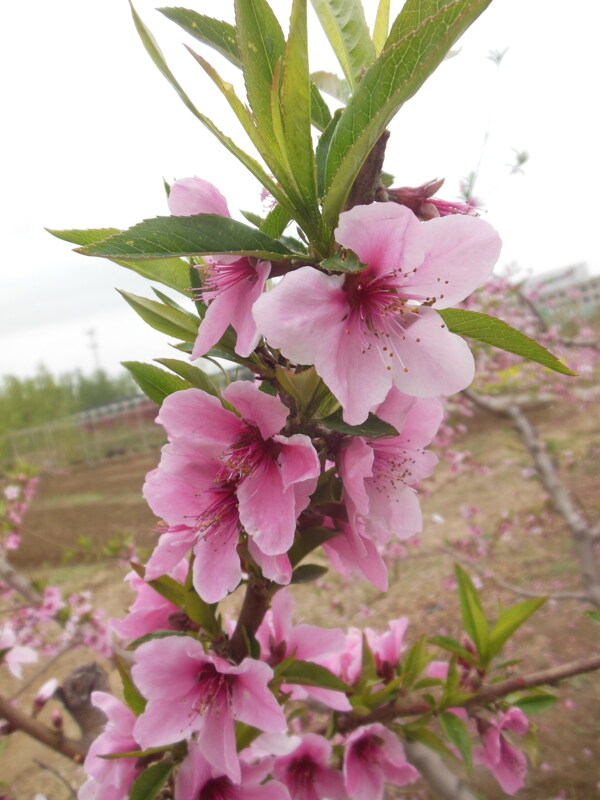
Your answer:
10,644 -> 71,701
439,545 -> 588,602
34,759 -> 77,798
0,694 -> 86,761
337,654 -> 600,733
463,390 -> 600,609
0,556 -> 42,605
229,580 -> 274,663
344,130 -> 390,210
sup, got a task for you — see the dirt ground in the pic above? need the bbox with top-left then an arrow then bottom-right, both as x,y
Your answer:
1,400 -> 599,799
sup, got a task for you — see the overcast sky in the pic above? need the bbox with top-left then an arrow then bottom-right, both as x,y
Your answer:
2,0 -> 599,380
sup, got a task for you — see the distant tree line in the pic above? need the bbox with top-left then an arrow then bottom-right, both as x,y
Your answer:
0,367 -> 138,435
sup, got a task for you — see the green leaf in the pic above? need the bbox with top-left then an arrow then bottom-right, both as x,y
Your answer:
280,0 -> 318,210
159,8 -> 240,66
439,712 -> 473,771
429,635 -> 475,665
129,2 -> 293,213
401,636 -> 429,688
77,215 -> 297,262
586,610 -> 600,624
322,0 -> 493,226
316,109 -> 343,197
280,659 -> 351,692
291,563 -> 329,583
488,598 -> 546,661
123,361 -> 189,405
288,526 -> 341,567
513,692 -> 557,715
372,0 -> 391,54
48,228 -> 193,296
114,654 -> 147,716
310,81 -> 332,130
154,358 -> 220,397
310,0 -> 375,88
118,291 -> 198,343
454,564 -> 488,662
234,0 -> 285,145
260,204 -> 292,239
310,70 -> 351,103
129,761 -> 175,800
235,722 -> 262,751
321,248 -> 367,273
438,309 -> 576,376
322,408 -> 398,438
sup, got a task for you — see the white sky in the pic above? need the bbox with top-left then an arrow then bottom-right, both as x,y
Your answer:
2,0 -> 599,379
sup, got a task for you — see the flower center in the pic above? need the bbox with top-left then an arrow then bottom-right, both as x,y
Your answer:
194,663 -> 231,717
289,754 -> 318,789
195,482 -> 240,549
199,776 -> 235,800
200,259 -> 257,304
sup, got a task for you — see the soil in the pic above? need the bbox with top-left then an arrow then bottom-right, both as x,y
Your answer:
1,400 -> 599,799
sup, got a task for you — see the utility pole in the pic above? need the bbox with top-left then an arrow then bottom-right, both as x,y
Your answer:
86,328 -> 101,373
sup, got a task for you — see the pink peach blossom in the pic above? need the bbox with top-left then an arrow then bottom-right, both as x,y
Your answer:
254,202 -> 501,422
476,707 -> 529,795
343,723 -> 419,800
272,734 -> 347,799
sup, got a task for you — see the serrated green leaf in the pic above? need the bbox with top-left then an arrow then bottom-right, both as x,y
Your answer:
159,8 -> 240,65
280,0 -> 319,211
309,82 -> 332,130
488,597 -> 546,661
291,563 -> 329,583
322,408 -> 398,438
321,248 -> 367,273
260,204 -> 292,239
316,108 -> 343,197
151,286 -> 191,313
322,0 -> 492,226
114,654 -> 147,716
48,228 -> 193,296
454,564 -> 488,662
129,2 -> 293,213
310,0 -> 375,88
439,309 -> 576,376
155,358 -> 219,397
77,215 -> 297,262
439,712 -> 472,770
241,210 -> 264,228
310,70 -> 351,103
118,290 -> 198,343
372,0 -> 391,54
123,361 -> 190,405
129,761 -> 175,800
280,659 -> 351,692
401,635 -> 429,688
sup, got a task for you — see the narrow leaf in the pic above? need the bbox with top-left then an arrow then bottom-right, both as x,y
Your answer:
114,654 -> 147,716
372,0 -> 391,54
454,564 -> 488,662
159,8 -> 240,66
310,70 -> 351,103
77,215 -> 297,261
488,598 -> 546,661
280,660 -> 351,692
438,309 -> 576,376
288,526 -> 341,567
123,361 -> 189,405
291,563 -> 329,583
48,228 -> 193,296
310,0 -> 376,88
155,358 -> 219,397
129,761 -> 175,800
407,727 -> 461,764
439,712 -> 473,770
429,635 -> 475,665
513,692 -> 557,715
322,0 -> 493,226
323,409 -> 398,438
118,291 -> 198,342
260,204 -> 292,239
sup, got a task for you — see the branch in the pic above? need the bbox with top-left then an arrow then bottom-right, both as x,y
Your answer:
463,390 -> 600,608
0,694 -> 86,761
440,546 -> 588,602
229,580 -> 273,663
0,556 -> 42,605
34,760 -> 77,799
404,740 -> 479,800
337,654 -> 600,732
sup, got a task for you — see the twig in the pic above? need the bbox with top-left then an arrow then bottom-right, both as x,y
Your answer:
0,556 -> 41,605
10,644 -> 72,701
229,580 -> 274,663
34,759 -> 77,798
0,693 -> 86,761
439,545 -> 587,602
404,740 -> 479,800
